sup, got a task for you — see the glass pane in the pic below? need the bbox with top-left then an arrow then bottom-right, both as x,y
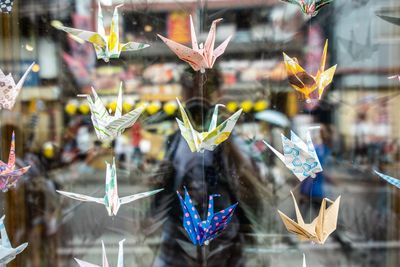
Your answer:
0,0 -> 399,266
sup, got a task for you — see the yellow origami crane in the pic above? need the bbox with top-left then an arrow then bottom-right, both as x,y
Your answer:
278,191 -> 341,244
54,2 -> 149,62
283,40 -> 337,100
176,98 -> 242,153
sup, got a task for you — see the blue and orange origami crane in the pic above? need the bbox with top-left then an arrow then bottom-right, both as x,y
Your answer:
177,187 -> 238,246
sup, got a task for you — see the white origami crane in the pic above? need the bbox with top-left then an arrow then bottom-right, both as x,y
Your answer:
263,127 -> 322,181
176,99 -> 242,153
78,83 -> 145,140
0,62 -> 34,110
55,2 -> 149,62
57,158 -> 163,216
158,15 -> 232,73
100,0 -> 112,6
0,215 -> 28,265
388,75 -> 400,81
75,239 -> 125,267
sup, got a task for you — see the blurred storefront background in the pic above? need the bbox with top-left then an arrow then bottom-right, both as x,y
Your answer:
0,0 -> 400,266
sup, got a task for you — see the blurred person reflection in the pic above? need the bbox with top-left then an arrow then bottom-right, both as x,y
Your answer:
299,125 -> 350,249
76,125 -> 92,160
300,125 -> 333,205
352,113 -> 370,165
131,123 -> 143,169
150,67 -> 264,267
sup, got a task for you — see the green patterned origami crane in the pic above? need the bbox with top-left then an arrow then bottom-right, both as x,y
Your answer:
55,1 -> 149,62
79,83 -> 145,140
281,0 -> 333,17
176,99 -> 242,153
57,158 -> 163,216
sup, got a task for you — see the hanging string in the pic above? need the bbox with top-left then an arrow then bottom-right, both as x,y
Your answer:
307,14 -> 313,224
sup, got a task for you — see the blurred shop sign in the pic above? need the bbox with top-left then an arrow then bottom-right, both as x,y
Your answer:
139,84 -> 182,101
91,66 -> 125,94
20,86 -> 60,101
167,11 -> 190,43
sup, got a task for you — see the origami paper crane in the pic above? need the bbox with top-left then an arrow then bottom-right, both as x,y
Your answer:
57,158 -> 163,216
283,40 -> 336,100
376,13 -> 400,26
374,170 -> 400,189
176,99 -> 242,153
75,239 -> 125,267
78,83 -> 146,140
55,2 -> 149,62
388,75 -> 400,81
263,127 -> 322,181
177,187 -> 238,246
338,26 -> 378,61
0,215 -> 28,265
100,0 -> 112,6
0,62 -> 34,110
0,132 -> 31,192
0,0 -> 13,13
158,15 -> 232,73
278,191 -> 341,244
281,0 -> 333,17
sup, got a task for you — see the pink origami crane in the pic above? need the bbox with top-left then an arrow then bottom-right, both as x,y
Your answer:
157,15 -> 232,73
0,132 -> 30,192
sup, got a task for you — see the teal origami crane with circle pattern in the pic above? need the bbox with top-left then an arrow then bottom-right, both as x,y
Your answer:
263,127 -> 322,181
374,170 -> 400,189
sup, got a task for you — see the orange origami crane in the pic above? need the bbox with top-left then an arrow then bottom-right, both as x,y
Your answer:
278,191 -> 341,244
283,40 -> 337,100
157,15 -> 232,73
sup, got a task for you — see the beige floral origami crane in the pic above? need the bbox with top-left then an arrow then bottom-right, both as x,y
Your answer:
278,191 -> 341,244
0,62 -> 34,110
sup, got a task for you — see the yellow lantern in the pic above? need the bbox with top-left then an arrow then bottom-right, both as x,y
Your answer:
147,101 -> 161,115
226,101 -> 238,113
122,101 -> 133,113
240,100 -> 253,113
135,101 -> 147,109
108,101 -> 117,113
42,142 -> 55,159
79,103 -> 90,115
65,101 -> 78,116
163,101 -> 178,116
254,100 -> 268,112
